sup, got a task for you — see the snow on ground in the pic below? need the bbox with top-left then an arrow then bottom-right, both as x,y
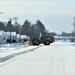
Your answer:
1,41 -> 75,75
0,43 -> 26,50
0,43 -> 28,54
68,42 -> 75,47
55,40 -> 75,47
0,40 -> 75,59
0,43 -> 40,58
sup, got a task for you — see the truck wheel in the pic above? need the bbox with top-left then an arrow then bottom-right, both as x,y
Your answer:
32,40 -> 36,45
44,40 -> 50,45
35,40 -> 40,46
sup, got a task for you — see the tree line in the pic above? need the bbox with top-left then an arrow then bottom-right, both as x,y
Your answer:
0,20 -> 49,38
1,19 -> 72,38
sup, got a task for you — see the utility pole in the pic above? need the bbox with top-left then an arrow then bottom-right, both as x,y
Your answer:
0,12 -> 3,21
19,24 -> 21,42
8,18 -> 12,43
13,17 -> 19,42
73,17 -> 75,37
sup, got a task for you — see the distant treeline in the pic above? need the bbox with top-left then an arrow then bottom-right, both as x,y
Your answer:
0,19 -> 57,38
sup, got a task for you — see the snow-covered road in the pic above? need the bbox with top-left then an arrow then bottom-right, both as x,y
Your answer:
0,42 -> 75,75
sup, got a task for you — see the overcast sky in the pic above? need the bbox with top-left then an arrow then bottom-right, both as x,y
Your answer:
0,0 -> 75,34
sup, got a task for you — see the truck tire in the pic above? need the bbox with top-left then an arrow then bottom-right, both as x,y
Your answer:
44,40 -> 50,45
32,40 -> 36,45
35,40 -> 40,46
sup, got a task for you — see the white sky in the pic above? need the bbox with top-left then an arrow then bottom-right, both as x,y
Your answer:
0,0 -> 75,34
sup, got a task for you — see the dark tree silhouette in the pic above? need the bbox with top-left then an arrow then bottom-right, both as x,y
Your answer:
0,22 -> 5,30
22,19 -> 31,35
35,20 -> 46,37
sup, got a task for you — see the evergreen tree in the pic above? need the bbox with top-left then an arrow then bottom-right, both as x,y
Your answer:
22,20 -> 30,35
27,25 -> 38,38
0,22 -> 5,30
35,20 -> 46,37
5,20 -> 15,32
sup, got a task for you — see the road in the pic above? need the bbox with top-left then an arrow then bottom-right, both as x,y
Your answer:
0,42 -> 75,75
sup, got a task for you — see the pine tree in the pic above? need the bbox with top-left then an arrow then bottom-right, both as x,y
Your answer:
22,20 -> 30,35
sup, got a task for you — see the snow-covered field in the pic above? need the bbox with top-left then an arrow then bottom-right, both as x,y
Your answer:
0,41 -> 75,75
0,43 -> 40,58
0,43 -> 27,52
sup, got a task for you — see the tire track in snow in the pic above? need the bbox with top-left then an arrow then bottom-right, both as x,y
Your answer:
0,45 -> 43,62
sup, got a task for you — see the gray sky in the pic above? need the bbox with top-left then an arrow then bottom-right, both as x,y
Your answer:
0,0 -> 75,34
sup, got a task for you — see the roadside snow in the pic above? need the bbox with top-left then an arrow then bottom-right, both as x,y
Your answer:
66,41 -> 75,48
0,43 -> 28,52
55,40 -> 75,48
0,43 -> 39,58
1,41 -> 75,75
69,42 -> 75,47
0,41 -> 75,59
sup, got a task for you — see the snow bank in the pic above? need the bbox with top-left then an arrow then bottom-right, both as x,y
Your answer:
0,43 -> 40,59
0,43 -> 28,52
69,43 -> 75,47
